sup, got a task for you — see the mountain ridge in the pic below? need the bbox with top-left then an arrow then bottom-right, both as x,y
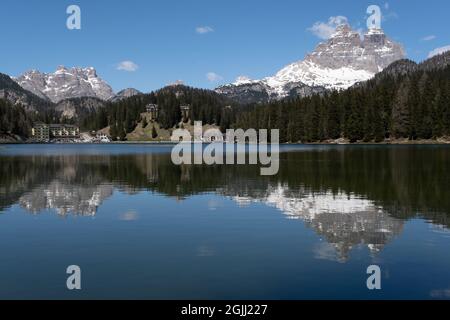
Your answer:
0,72 -> 53,112
111,88 -> 143,102
14,66 -> 115,103
216,24 -> 405,104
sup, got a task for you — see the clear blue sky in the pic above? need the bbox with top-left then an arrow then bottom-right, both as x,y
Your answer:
0,0 -> 449,93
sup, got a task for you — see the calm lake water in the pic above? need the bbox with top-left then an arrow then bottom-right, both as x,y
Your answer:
0,144 -> 449,299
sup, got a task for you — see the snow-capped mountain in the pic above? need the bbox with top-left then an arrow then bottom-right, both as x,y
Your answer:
14,66 -> 115,103
216,24 -> 405,103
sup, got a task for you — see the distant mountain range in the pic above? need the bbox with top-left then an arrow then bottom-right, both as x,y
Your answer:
1,22 -> 449,137
0,72 -> 53,112
3,24 -> 407,108
0,67 -> 144,121
14,66 -> 115,103
10,66 -> 142,105
0,72 -> 105,120
216,24 -> 405,103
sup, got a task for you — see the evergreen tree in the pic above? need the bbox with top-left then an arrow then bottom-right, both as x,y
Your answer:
391,80 -> 411,138
345,91 -> 364,142
327,92 -> 341,140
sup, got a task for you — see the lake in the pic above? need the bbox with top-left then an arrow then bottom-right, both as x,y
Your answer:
0,144 -> 449,299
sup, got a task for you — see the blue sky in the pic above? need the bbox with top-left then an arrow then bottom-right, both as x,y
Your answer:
0,0 -> 449,92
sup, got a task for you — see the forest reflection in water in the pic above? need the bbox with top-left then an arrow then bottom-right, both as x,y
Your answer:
1,145 -> 449,263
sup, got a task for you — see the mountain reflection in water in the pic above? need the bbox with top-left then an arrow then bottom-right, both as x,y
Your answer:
0,145 -> 449,299
1,145 -> 448,263
233,187 -> 404,262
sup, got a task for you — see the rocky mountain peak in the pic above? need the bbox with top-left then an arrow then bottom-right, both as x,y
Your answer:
14,66 -> 115,103
217,24 -> 405,103
330,23 -> 358,39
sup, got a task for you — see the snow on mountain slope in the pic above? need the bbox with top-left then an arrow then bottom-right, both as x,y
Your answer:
14,66 -> 115,103
216,24 -> 405,103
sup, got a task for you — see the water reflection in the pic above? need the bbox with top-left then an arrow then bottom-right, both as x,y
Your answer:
0,145 -> 449,261
232,186 -> 404,262
19,181 -> 113,216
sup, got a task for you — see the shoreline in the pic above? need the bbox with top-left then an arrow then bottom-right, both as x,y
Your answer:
1,139 -> 450,146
